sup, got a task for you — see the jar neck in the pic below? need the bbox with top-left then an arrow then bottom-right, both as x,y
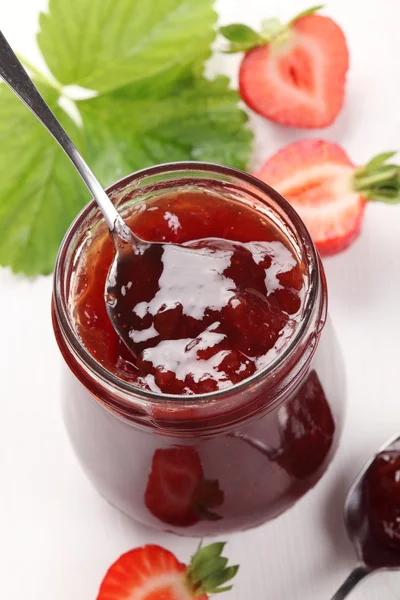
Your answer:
53,161 -> 325,434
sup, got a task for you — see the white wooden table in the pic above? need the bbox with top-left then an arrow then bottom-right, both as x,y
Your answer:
1,0 -> 400,597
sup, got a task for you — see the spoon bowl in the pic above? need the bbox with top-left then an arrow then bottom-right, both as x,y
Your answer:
345,433 -> 400,570
331,433 -> 400,599
104,230 -> 258,360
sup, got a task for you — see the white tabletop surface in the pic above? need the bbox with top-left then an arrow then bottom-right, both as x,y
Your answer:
1,0 -> 400,598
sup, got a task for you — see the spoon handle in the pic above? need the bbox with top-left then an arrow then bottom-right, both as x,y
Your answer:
0,30 -> 120,231
330,566 -> 371,599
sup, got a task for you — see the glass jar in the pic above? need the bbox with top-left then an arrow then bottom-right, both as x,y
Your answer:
52,162 -> 346,536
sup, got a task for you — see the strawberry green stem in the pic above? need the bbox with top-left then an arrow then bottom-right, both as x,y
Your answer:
355,169 -> 399,190
185,541 -> 239,596
353,151 -> 400,203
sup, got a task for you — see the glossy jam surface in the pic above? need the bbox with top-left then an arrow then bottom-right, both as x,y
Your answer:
365,449 -> 400,553
71,190 -> 306,395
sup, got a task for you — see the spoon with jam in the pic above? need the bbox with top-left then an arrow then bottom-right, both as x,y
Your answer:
0,30 -> 306,378
331,434 -> 400,599
0,31 -> 279,365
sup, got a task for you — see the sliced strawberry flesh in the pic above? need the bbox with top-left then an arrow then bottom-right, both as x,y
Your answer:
278,165 -> 363,253
97,541 -> 238,600
145,588 -> 191,600
239,15 -> 349,128
96,545 -> 201,600
278,41 -> 316,93
254,139 -> 365,256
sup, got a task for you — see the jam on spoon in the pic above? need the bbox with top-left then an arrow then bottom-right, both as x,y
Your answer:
330,435 -> 400,600
364,449 -> 400,552
72,189 -> 306,395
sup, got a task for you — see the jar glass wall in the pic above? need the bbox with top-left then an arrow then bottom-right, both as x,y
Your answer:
52,162 -> 346,535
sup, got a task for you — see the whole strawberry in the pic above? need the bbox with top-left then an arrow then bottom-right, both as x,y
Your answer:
254,139 -> 400,255
96,542 -> 238,600
220,5 -> 349,128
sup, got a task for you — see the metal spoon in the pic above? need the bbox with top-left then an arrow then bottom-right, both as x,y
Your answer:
0,30 -> 223,358
330,433 -> 400,599
0,30 -> 145,350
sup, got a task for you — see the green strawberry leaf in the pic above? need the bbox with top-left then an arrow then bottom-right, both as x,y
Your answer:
363,151 -> 398,173
0,0 -> 253,276
219,23 -> 265,53
186,541 -> 239,597
37,0 -> 217,94
219,24 -> 261,43
77,74 -> 253,187
0,82 -> 87,275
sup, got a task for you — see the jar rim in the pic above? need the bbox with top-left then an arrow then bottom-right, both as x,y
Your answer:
53,161 -> 321,406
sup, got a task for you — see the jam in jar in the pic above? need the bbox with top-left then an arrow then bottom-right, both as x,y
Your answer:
52,162 -> 346,535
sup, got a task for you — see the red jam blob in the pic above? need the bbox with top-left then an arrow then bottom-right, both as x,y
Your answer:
365,450 -> 400,552
275,370 -> 335,479
71,190 -> 306,395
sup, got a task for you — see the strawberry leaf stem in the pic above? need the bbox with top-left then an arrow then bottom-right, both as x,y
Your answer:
186,541 -> 239,596
354,152 -> 400,203
356,169 -> 399,189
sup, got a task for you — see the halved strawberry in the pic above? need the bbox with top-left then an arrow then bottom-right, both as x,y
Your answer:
254,139 -> 400,255
145,448 -> 224,527
97,542 -> 238,600
220,6 -> 349,128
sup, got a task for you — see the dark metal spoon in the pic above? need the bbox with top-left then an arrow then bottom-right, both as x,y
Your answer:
330,433 -> 400,599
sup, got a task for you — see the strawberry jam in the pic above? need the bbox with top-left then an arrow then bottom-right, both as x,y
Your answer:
54,164 -> 346,535
348,446 -> 400,568
71,190 -> 305,395
365,450 -> 400,553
